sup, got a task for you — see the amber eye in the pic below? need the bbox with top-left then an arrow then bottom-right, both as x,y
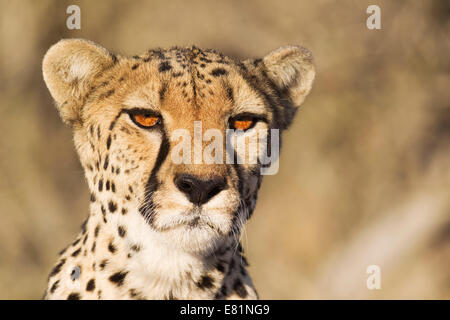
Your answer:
131,113 -> 160,128
231,118 -> 255,131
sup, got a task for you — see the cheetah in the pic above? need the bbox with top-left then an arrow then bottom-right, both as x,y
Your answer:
41,39 -> 315,300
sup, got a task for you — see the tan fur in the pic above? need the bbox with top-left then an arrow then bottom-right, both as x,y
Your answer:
42,39 -> 315,300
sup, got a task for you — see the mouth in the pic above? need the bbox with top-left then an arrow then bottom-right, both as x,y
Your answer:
152,207 -> 225,234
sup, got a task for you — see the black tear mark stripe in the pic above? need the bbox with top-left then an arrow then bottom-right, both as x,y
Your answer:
139,130 -> 170,226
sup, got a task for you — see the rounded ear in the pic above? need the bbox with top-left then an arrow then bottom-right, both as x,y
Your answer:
263,45 -> 315,107
42,39 -> 117,126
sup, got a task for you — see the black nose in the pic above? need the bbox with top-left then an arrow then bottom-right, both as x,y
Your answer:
174,174 -> 226,205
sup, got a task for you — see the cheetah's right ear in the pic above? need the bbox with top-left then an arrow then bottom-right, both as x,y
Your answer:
42,39 -> 117,127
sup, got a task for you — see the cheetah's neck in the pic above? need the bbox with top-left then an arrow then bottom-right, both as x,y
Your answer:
46,204 -> 255,300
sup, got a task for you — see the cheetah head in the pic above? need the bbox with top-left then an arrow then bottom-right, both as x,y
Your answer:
43,39 -> 315,254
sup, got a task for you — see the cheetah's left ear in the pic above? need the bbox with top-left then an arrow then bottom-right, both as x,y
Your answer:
263,45 -> 315,108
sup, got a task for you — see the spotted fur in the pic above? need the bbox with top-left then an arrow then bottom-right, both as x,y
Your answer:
42,39 -> 315,300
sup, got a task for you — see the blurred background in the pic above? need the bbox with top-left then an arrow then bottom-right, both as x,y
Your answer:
0,0 -> 448,299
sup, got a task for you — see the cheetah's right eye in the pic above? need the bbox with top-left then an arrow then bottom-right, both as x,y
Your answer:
128,110 -> 161,129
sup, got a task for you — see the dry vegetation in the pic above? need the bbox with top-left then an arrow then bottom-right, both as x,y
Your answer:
0,0 -> 448,299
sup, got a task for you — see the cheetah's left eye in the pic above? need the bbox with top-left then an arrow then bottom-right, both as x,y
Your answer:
129,112 -> 161,129
230,116 -> 257,131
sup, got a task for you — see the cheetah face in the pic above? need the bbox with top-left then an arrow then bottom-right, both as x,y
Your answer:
43,39 -> 315,253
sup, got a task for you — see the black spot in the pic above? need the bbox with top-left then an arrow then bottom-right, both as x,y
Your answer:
199,57 -> 212,63
253,58 -> 262,66
131,244 -> 141,252
103,89 -> 115,99
58,246 -> 68,255
211,68 -> 227,77
103,155 -> 109,170
67,293 -> 81,300
72,238 -> 80,246
108,201 -> 117,213
86,279 -> 96,291
173,71 -> 183,77
109,271 -> 128,286
98,179 -> 103,192
106,135 -> 112,150
90,193 -> 96,202
197,275 -> 214,290
118,226 -> 126,237
111,183 -> 116,193
131,64 -> 139,70
121,208 -> 128,215
233,279 -> 248,298
71,248 -> 81,257
108,241 -> 117,254
106,180 -> 110,191
216,262 -> 225,273
129,289 -> 145,299
49,259 -> 66,278
110,53 -> 118,64
94,225 -> 100,237
125,195 -> 131,201
99,259 -> 108,270
159,83 -> 167,102
91,242 -> 96,253
214,285 -> 228,299
81,219 -> 87,234
226,86 -> 234,102
50,280 -> 60,294
158,61 -> 172,72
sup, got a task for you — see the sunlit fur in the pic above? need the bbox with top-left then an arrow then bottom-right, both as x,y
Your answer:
42,39 -> 315,300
